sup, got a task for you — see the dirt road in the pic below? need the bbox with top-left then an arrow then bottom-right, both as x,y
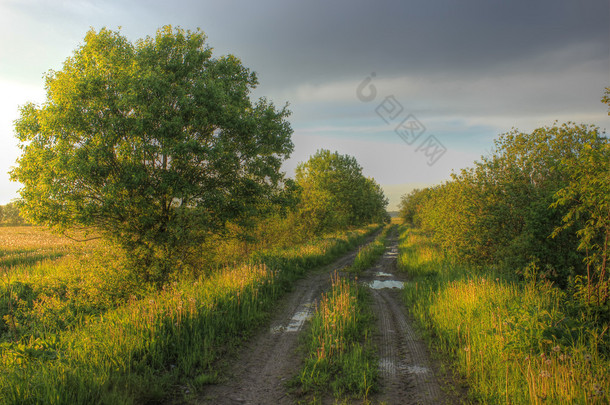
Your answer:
360,234 -> 451,404
197,231 -> 454,405
198,235 -> 378,405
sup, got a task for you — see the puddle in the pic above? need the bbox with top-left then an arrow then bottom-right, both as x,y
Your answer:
383,247 -> 398,258
407,365 -> 430,374
367,280 -> 404,289
375,271 -> 394,277
379,359 -> 430,375
271,303 -> 314,333
379,358 -> 395,374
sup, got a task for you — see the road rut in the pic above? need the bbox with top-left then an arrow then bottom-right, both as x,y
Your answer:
197,231 -> 456,404
198,234 -> 378,405
362,233 -> 451,404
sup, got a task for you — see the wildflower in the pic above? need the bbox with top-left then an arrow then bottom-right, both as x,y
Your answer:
463,346 -> 470,352
552,345 -> 561,353
539,370 -> 551,378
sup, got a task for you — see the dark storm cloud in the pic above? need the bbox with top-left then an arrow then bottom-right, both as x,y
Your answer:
3,0 -> 607,89
191,0 -> 609,88
0,0 -> 608,206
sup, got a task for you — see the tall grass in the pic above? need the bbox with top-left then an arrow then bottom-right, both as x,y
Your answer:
0,224 -> 380,404
295,273 -> 377,401
398,226 -> 610,404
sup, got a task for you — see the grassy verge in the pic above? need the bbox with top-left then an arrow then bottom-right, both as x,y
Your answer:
348,224 -> 392,274
293,273 -> 377,403
0,224 -> 381,404
398,225 -> 610,404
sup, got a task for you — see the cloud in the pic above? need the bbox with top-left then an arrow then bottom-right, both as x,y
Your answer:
277,39 -> 609,139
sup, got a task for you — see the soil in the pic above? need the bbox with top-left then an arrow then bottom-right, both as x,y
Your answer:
195,231 -> 459,405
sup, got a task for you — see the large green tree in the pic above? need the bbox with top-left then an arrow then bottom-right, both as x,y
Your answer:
11,26 -> 293,282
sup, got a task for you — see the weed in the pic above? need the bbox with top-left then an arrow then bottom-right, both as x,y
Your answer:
0,224 -> 381,404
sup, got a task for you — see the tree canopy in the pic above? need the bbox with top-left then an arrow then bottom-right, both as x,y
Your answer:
11,26 -> 293,281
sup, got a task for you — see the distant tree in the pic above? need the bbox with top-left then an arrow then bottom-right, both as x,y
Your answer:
11,26 -> 293,283
0,202 -> 26,226
295,150 -> 387,233
399,188 -> 431,226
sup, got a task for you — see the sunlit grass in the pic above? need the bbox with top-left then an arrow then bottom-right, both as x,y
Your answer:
398,226 -> 610,404
295,273 -> 377,401
1,228 -> 142,342
0,224 -> 381,404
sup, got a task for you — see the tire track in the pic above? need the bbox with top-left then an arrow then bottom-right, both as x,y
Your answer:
362,234 -> 447,405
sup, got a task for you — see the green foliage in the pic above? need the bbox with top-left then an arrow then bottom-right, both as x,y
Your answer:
398,226 -> 610,404
11,26 -> 293,283
549,101 -> 610,305
602,87 -> 610,113
398,188 -> 431,226
295,149 -> 388,234
398,122 -> 608,293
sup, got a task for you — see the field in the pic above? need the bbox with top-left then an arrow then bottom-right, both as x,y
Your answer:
2,8 -> 607,405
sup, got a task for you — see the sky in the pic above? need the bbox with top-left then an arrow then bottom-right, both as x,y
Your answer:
0,0 -> 608,209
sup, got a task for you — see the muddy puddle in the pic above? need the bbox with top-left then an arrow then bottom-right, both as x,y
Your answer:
407,365 -> 431,374
271,302 -> 314,333
367,279 -> 404,289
